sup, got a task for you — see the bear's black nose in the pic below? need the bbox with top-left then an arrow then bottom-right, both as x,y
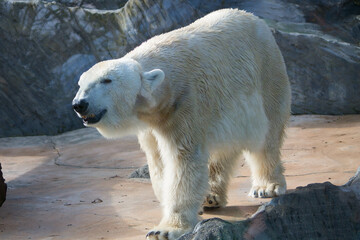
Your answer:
72,99 -> 89,114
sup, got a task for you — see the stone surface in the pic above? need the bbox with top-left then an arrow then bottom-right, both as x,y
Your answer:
343,167 -> 360,199
273,29 -> 360,114
0,163 -> 6,207
180,174 -> 360,239
180,218 -> 247,240
0,115 -> 359,239
40,0 -> 128,10
1,0 -> 360,137
290,0 -> 360,44
129,164 -> 149,179
0,0 -> 202,137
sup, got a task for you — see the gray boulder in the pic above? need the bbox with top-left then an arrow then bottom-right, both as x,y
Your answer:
0,163 -> 7,207
39,0 -> 128,10
273,29 -> 360,114
129,164 -> 150,179
179,168 -> 360,240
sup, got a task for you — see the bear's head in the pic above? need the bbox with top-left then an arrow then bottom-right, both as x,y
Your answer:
72,58 -> 165,138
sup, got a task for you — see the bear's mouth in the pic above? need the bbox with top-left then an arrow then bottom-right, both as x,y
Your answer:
81,109 -> 107,125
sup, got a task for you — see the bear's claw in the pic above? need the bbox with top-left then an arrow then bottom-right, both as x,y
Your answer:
146,230 -> 169,240
249,183 -> 286,198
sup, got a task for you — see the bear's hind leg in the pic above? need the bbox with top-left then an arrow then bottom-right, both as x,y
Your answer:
203,151 -> 238,208
244,148 -> 286,198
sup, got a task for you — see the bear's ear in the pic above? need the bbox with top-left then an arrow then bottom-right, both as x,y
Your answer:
142,69 -> 165,93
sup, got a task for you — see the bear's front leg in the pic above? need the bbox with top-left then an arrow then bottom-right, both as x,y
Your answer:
146,143 -> 209,240
138,130 -> 164,201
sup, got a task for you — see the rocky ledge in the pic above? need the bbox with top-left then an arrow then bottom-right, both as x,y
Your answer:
0,164 -> 6,207
180,168 -> 360,240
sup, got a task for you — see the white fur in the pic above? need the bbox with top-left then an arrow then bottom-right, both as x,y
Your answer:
73,9 -> 291,240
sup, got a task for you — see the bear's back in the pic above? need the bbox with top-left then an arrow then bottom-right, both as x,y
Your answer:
130,9 -> 265,52
126,8 -> 274,84
126,8 -> 290,129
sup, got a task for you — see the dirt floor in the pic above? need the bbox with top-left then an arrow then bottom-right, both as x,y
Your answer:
0,115 -> 359,240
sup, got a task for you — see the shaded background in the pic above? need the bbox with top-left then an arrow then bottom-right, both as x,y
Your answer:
1,0 -> 360,137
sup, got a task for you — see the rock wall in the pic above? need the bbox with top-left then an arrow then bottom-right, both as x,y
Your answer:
1,0 -> 359,137
0,0 -> 201,137
40,0 -> 128,9
0,163 -> 6,207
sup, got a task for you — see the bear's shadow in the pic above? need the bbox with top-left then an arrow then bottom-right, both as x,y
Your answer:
203,204 -> 261,219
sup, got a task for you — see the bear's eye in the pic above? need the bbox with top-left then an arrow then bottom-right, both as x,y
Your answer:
101,79 -> 112,84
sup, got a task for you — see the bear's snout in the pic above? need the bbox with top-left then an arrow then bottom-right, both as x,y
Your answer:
72,99 -> 89,115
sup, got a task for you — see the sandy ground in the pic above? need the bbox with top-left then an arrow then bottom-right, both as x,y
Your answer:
0,115 -> 359,240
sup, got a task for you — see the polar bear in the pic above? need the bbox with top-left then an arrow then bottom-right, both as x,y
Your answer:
72,8 -> 291,240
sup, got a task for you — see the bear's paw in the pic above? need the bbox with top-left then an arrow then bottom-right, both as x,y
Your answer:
249,182 -> 286,198
146,226 -> 188,240
202,194 -> 226,208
